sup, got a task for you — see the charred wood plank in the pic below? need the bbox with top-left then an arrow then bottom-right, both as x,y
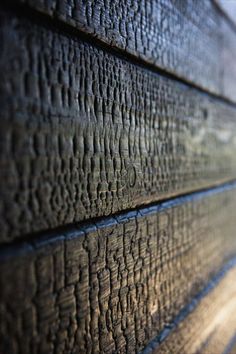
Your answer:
1,11 -> 236,241
1,184 -> 236,353
5,0 -> 236,102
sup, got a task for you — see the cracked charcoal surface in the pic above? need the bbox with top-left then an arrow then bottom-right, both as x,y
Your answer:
12,0 -> 236,102
1,187 -> 236,353
1,11 -> 236,241
1,2 -> 236,354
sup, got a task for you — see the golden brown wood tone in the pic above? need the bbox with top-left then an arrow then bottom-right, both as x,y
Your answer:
153,265 -> 236,354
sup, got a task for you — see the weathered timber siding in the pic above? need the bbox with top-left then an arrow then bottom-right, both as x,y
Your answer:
1,184 -> 236,354
1,10 -> 236,241
1,2 -> 236,353
7,0 -> 236,102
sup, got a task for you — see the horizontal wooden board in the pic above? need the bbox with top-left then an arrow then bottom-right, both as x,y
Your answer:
1,184 -> 236,353
7,0 -> 236,101
1,10 -> 236,241
149,262 -> 236,354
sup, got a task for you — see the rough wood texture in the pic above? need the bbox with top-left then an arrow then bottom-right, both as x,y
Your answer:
150,263 -> 236,354
1,10 -> 236,242
1,184 -> 236,354
9,0 -> 236,101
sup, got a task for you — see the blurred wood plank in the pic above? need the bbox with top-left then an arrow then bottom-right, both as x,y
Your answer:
215,0 -> 236,26
152,263 -> 236,354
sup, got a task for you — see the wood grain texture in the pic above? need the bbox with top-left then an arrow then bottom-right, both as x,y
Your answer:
8,0 -> 236,101
150,263 -> 236,354
1,10 -> 236,242
1,184 -> 236,354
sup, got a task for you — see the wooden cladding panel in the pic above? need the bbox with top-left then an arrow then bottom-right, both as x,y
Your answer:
152,264 -> 236,354
8,0 -> 236,101
1,2 -> 236,354
1,184 -> 236,353
1,10 -> 236,241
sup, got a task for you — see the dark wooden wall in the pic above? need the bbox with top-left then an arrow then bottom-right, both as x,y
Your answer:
1,1 -> 236,353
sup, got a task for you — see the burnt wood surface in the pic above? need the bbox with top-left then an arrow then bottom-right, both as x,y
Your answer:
1,9 -> 236,242
1,184 -> 236,354
6,0 -> 236,102
1,2 -> 236,353
146,260 -> 236,354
